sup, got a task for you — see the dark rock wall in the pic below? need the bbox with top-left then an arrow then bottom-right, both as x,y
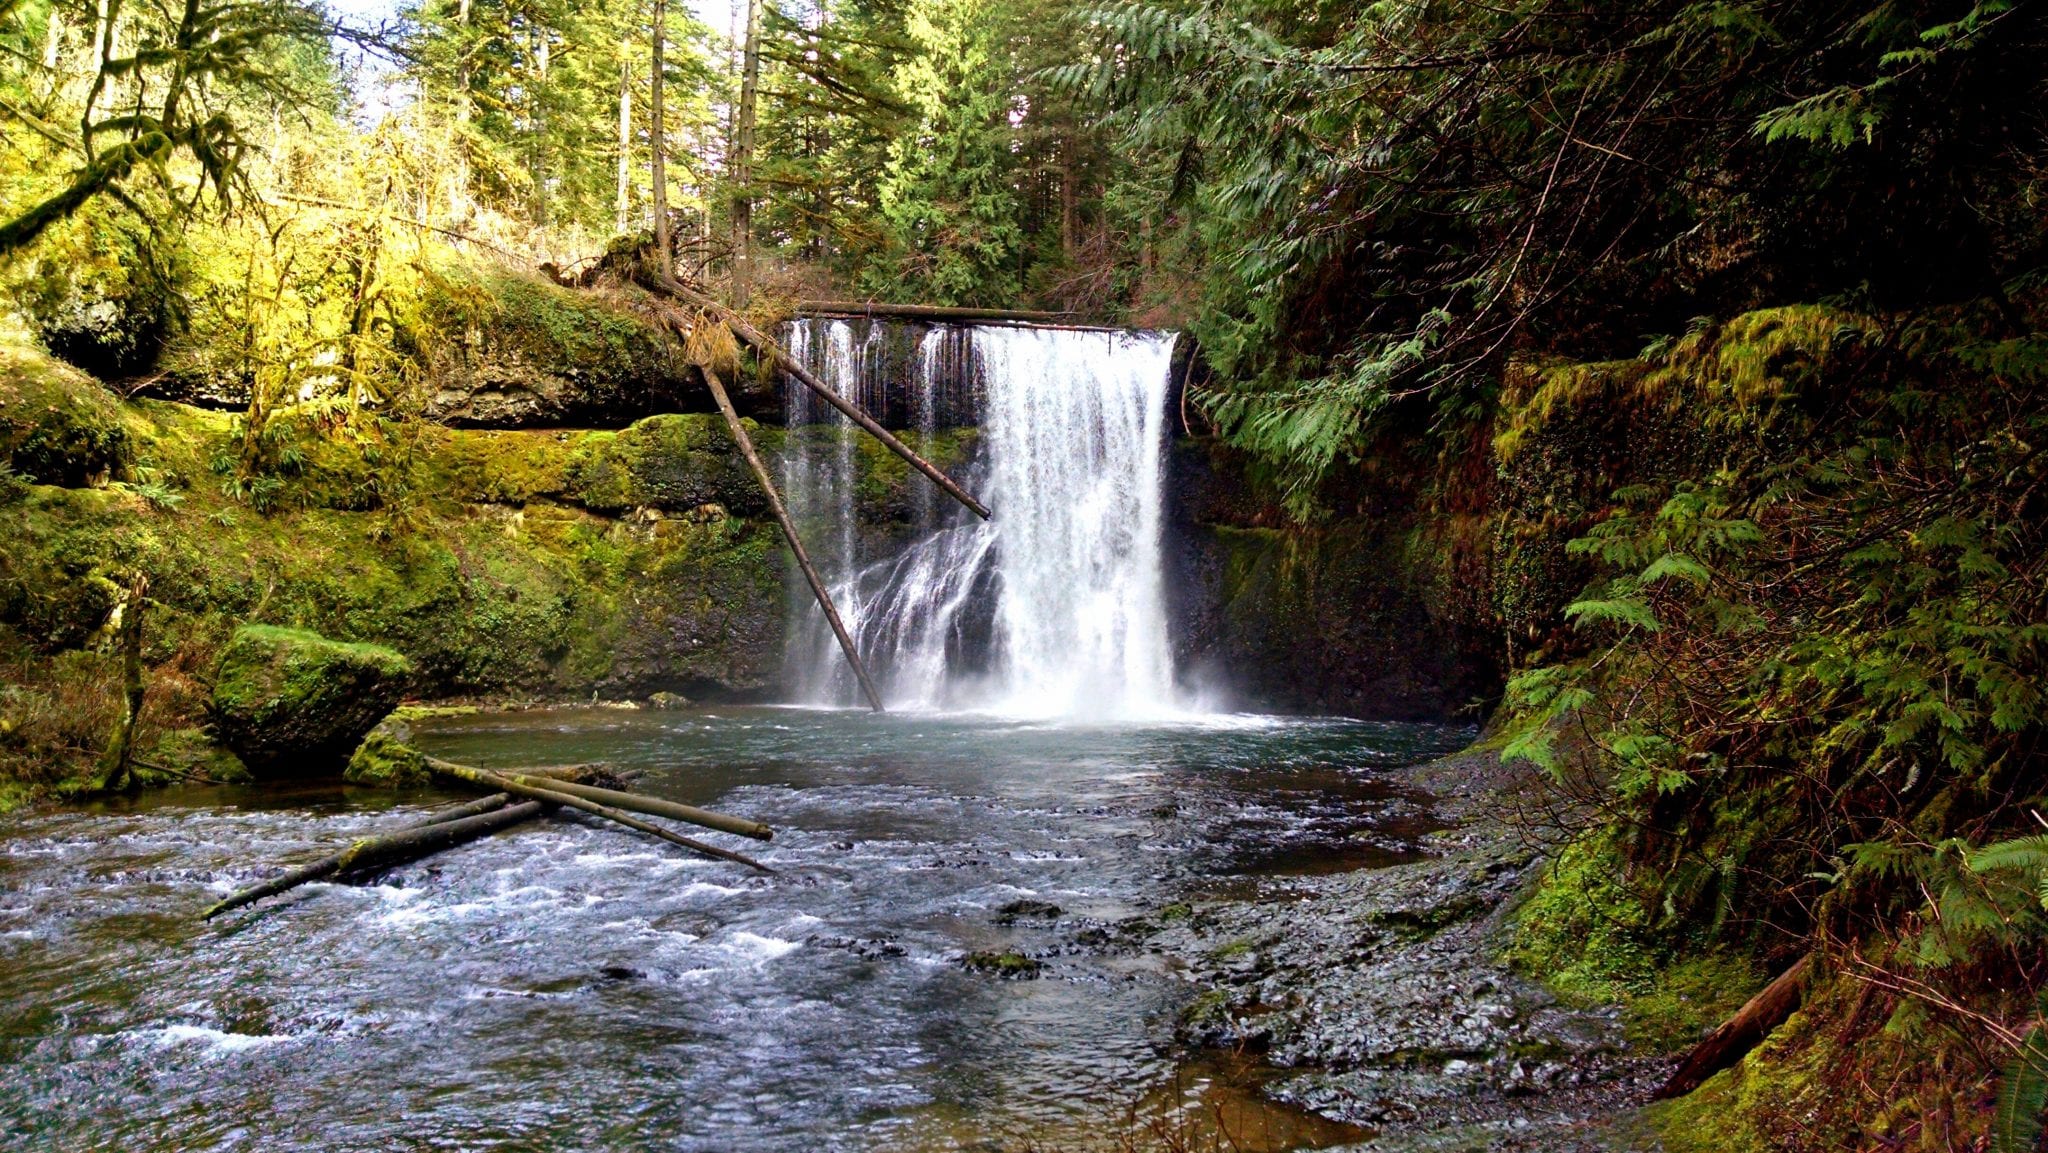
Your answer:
1163,441 -> 1503,721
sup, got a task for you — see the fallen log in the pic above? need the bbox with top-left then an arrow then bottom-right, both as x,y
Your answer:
797,300 -> 1073,324
428,759 -> 776,874
796,301 -> 1133,334
635,267 -> 992,521
482,770 -> 774,841
701,360 -> 883,712
202,798 -> 544,920
1654,955 -> 1813,1099
416,792 -> 516,826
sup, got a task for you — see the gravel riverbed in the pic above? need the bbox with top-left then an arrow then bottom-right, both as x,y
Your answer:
1115,749 -> 1671,1152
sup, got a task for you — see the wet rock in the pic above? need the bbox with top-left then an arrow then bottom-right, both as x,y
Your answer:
209,625 -> 412,776
809,935 -> 908,961
413,269 -> 723,429
646,691 -> 692,710
345,719 -> 429,787
992,898 -> 1063,925
1137,748 -> 1664,1149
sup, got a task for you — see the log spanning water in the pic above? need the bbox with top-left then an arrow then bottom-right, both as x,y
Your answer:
781,319 -> 1185,718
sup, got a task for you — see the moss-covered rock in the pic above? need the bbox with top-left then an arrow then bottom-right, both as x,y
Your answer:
344,710 -> 432,787
0,337 -> 131,486
960,949 -> 1043,978
570,413 -> 771,515
415,266 -> 736,427
209,625 -> 413,775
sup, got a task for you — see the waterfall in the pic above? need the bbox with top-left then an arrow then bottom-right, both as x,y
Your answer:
781,319 -> 1184,718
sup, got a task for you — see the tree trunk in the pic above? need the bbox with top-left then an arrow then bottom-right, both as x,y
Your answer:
428,759 -> 776,872
480,771 -> 773,840
702,359 -> 884,712
731,0 -> 763,306
451,0 -> 473,220
1654,955 -> 1812,1099
650,0 -> 671,264
202,798 -> 545,920
798,300 -> 1093,325
1060,134 -> 1078,265
635,269 -> 993,520
416,792 -> 516,826
616,35 -> 633,235
93,575 -> 147,793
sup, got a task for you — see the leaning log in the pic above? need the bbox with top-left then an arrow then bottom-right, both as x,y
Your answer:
1653,955 -> 1813,1099
481,770 -> 774,841
202,798 -> 544,920
700,360 -> 884,712
427,759 -> 776,873
635,268 -> 993,521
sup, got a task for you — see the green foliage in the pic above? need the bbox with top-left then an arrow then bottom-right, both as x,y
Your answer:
869,0 -> 1024,305
1070,0 -> 2048,497
0,0 -> 329,259
1993,1006 -> 2048,1153
1484,301 -> 2048,1149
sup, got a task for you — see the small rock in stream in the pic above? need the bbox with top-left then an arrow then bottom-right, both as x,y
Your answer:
992,898 -> 1063,925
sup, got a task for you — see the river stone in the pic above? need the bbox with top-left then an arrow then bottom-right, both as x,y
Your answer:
209,626 -> 413,776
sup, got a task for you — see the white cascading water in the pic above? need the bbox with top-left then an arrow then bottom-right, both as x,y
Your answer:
782,320 -> 1183,718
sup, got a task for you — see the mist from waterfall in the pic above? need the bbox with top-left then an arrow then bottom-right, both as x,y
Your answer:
782,320 -> 1184,719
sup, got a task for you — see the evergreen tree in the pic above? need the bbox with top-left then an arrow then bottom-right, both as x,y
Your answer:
870,0 -> 1021,305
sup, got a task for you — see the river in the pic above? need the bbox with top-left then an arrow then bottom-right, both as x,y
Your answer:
0,706 -> 1466,1151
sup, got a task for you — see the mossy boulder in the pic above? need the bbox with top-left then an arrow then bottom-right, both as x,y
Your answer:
0,338 -> 130,486
345,712 -> 430,787
415,266 -> 733,427
569,413 -> 770,516
209,625 -> 414,776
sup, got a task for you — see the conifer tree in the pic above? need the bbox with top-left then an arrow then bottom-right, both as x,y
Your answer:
871,0 -> 1021,305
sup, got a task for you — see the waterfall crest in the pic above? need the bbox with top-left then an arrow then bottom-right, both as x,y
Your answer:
782,320 -> 1183,718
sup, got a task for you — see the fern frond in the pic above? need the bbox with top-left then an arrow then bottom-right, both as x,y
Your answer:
1992,1026 -> 2048,1153
1968,835 -> 2048,877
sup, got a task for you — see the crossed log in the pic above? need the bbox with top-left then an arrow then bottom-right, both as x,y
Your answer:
203,759 -> 774,920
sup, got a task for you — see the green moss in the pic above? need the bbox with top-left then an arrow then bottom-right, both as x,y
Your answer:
1505,831 -> 1661,999
423,427 -> 591,505
1182,988 -> 1231,1028
0,395 -> 787,710
209,625 -> 413,774
1505,830 -> 1761,1054
345,725 -> 430,788
569,413 -> 765,514
1211,937 -> 1257,961
1643,1005 -> 1833,1153
961,950 -> 1043,977
0,337 -> 133,486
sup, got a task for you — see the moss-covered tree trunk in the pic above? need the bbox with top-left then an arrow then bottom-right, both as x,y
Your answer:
92,574 -> 147,792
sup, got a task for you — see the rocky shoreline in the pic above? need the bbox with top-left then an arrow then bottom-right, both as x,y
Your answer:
1123,748 -> 1671,1152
